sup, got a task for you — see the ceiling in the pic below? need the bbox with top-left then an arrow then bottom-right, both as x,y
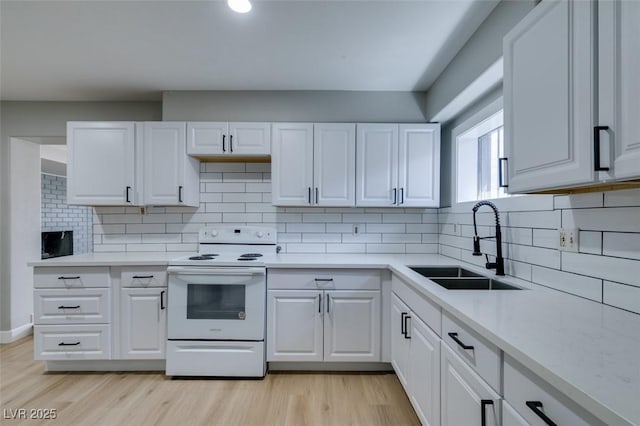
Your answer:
0,0 -> 498,101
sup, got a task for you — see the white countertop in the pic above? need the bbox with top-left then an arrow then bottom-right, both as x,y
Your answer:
29,252 -> 640,425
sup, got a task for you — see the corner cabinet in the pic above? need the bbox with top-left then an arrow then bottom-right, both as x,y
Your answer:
271,123 -> 356,207
504,0 -> 640,193
67,122 -> 141,205
186,122 -> 271,156
143,122 -> 199,206
356,123 -> 440,207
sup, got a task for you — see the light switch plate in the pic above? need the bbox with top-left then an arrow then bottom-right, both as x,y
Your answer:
559,228 -> 579,252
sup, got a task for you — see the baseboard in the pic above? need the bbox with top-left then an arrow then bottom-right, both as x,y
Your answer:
0,323 -> 33,344
268,361 -> 393,372
45,360 -> 166,372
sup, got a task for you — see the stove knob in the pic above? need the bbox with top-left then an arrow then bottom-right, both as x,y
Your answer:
211,230 -> 218,237
256,231 -> 264,238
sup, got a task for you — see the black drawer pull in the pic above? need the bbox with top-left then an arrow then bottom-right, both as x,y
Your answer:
160,290 -> 166,310
318,294 -> 322,313
58,276 -> 80,280
400,312 -> 408,335
57,305 -> 80,310
481,400 -> 494,426
132,275 -> 154,279
593,126 -> 610,171
526,401 -> 557,426
448,332 -> 474,350
403,315 -> 411,339
58,342 -> 80,346
314,278 -> 334,282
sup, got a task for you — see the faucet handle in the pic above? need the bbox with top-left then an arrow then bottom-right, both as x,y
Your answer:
472,236 -> 482,256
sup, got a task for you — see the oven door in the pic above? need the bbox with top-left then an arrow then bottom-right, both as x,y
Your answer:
167,267 -> 265,341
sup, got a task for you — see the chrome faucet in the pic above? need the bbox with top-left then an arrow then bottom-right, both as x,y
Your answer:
472,200 -> 505,276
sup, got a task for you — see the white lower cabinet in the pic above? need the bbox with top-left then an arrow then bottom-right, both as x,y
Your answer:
119,288 -> 167,359
441,342 -> 501,426
504,354 -> 605,426
391,292 -> 440,426
34,324 -> 111,360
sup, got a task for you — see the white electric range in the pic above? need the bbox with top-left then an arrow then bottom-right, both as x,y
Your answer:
166,225 -> 277,377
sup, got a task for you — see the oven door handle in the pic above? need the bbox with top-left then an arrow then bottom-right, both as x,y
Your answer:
167,266 -> 265,276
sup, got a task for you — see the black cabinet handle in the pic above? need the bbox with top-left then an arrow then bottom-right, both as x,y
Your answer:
326,293 -> 330,313
308,187 -> 312,204
222,134 -> 226,152
315,187 -> 319,204
400,312 -> 407,336
160,290 -> 165,310
230,134 -> 233,152
498,157 -> 509,188
178,186 -> 183,203
400,188 -> 405,204
526,401 -> 558,426
403,315 -> 411,339
594,126 -> 610,171
481,400 -> 494,426
125,186 -> 131,203
318,294 -> 322,313
57,305 -> 80,309
58,342 -> 80,346
392,188 -> 397,205
314,278 -> 334,282
58,276 -> 80,280
132,275 -> 154,279
448,332 -> 474,350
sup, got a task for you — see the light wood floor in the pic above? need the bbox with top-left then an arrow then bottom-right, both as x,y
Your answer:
0,337 -> 419,425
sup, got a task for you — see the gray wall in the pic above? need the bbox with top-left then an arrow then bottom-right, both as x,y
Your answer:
424,0 -> 535,121
0,101 -> 161,333
163,91 -> 427,122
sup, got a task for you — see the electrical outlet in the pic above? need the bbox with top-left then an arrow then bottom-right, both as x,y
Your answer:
559,228 -> 579,252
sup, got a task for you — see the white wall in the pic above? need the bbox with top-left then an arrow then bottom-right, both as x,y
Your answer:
0,101 -> 161,335
163,91 -> 427,122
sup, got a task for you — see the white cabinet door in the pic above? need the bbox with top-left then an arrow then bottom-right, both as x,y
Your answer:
120,288 -> 166,359
313,123 -> 356,207
441,343 -> 500,426
599,0 -> 640,181
504,0 -> 595,192
67,122 -> 139,205
408,314 -> 440,426
323,290 -> 380,362
398,124 -> 440,207
271,123 -> 314,206
144,122 -> 185,206
391,293 -> 411,389
267,290 -> 323,361
228,122 -> 271,156
356,124 -> 398,206
186,122 -> 228,155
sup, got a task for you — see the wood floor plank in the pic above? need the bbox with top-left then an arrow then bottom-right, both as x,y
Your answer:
0,337 -> 419,425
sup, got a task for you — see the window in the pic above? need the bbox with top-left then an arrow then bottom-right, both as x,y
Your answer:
455,105 -> 510,204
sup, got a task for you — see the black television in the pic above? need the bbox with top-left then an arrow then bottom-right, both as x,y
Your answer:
41,231 -> 73,259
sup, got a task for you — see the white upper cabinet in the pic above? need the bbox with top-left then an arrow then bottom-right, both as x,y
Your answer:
598,0 -> 640,181
67,122 -> 141,206
143,122 -> 199,207
271,123 -> 314,206
313,123 -> 356,207
504,0 -> 640,192
272,123 -> 356,207
356,124 -> 399,207
357,123 -> 440,207
398,124 -> 440,207
186,122 -> 270,156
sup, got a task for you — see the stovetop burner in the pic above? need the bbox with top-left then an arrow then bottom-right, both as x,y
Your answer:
237,257 -> 257,261
188,254 -> 219,260
240,253 -> 263,258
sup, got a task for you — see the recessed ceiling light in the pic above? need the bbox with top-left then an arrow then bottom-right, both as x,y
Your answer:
228,0 -> 252,14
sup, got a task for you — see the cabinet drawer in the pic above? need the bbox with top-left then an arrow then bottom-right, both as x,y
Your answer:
34,289 -> 110,324
504,355 -> 605,426
392,274 -> 441,337
34,267 -> 110,288
34,325 -> 110,360
267,269 -> 381,290
442,310 -> 501,393
121,266 -> 167,288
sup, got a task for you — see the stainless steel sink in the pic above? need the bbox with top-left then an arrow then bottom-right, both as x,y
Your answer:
408,266 -> 484,278
429,277 -> 521,290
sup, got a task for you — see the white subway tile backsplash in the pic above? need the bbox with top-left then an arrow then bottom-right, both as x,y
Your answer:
125,224 -> 166,234
603,281 -> 640,314
342,233 -> 381,244
102,234 -> 142,244
382,233 -> 422,243
326,244 -> 366,253
579,231 -> 602,255
223,193 -> 262,203
223,172 -> 262,182
205,182 -> 245,192
562,252 -> 640,287
602,232 -> 640,260
94,244 -> 126,252
166,243 -> 198,252
604,189 -> 640,207
246,163 -> 271,173
286,223 -> 325,233
285,243 -> 326,253
366,223 -> 406,233
382,213 -> 422,223
142,213 -> 183,223
531,266 -> 602,302
245,182 -> 271,192
422,234 -> 439,244
277,233 -> 302,243
366,244 -> 405,254
200,172 -> 223,182
553,193 -> 603,209
325,224 -> 354,233
342,213 -> 382,223
508,210 -> 561,229
206,203 -> 246,213
302,233 -> 342,243
532,229 -> 558,249
406,244 -> 439,254
101,214 -> 141,224
302,213 -> 342,223
94,224 -> 125,235
406,223 -> 438,233
141,234 -> 182,244
562,207 -> 640,232
205,163 -> 245,172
